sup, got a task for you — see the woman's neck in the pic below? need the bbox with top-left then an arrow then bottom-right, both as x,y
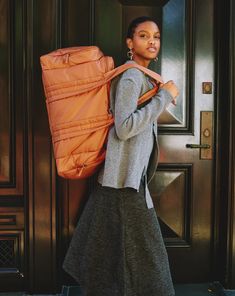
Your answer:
132,57 -> 150,68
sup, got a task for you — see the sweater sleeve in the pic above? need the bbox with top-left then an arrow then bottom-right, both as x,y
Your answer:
114,69 -> 173,141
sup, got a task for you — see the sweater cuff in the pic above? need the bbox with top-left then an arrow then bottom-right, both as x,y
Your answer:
157,87 -> 173,106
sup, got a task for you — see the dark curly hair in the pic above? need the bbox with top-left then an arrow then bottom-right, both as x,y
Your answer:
126,16 -> 158,39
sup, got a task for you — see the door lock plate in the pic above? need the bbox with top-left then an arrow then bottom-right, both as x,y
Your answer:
200,111 -> 213,160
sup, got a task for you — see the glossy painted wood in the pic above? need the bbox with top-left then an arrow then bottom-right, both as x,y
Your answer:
229,0 -> 235,287
0,0 -> 24,291
0,0 -> 10,183
94,0 -> 214,283
26,0 -> 59,293
212,0 -> 232,289
0,0 -> 234,293
26,0 -> 92,293
145,0 -> 215,282
0,0 -> 23,195
223,0 -> 235,289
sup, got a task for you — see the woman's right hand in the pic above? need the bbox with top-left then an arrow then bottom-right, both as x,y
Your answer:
159,80 -> 179,105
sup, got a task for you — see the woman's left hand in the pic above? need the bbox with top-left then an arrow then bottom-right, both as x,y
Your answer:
159,81 -> 179,105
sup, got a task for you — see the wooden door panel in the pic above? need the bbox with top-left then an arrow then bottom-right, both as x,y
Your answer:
160,0 -> 187,127
0,0 -> 23,195
0,0 -> 10,183
93,0 -> 215,283
0,0 -> 25,292
149,165 -> 192,245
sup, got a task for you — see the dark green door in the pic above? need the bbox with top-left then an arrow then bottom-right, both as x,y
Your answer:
91,0 -> 215,283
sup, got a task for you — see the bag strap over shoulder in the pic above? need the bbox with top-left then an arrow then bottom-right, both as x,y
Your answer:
137,86 -> 159,105
104,62 -> 163,84
104,62 -> 163,106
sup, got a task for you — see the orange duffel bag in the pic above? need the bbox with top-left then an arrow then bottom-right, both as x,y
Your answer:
40,46 -> 163,179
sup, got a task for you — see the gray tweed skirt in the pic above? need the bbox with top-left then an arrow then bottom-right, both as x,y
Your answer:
63,181 -> 175,296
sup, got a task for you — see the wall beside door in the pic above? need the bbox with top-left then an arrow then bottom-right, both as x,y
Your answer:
0,0 -> 234,294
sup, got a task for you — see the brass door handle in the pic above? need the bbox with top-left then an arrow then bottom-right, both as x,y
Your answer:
186,144 -> 211,149
186,112 -> 213,159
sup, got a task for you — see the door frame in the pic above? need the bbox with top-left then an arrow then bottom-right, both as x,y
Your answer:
225,0 -> 235,289
213,0 -> 235,289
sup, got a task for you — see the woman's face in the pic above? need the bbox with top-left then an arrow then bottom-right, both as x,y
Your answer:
126,21 -> 160,67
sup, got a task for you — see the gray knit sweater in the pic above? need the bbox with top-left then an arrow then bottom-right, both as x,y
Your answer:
98,61 -> 173,208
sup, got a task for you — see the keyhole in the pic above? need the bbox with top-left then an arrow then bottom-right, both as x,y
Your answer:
203,128 -> 210,137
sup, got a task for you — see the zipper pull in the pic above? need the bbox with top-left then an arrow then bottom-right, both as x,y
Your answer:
64,53 -> 70,64
78,164 -> 86,177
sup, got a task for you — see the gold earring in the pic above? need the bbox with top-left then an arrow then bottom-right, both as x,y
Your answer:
127,48 -> 133,60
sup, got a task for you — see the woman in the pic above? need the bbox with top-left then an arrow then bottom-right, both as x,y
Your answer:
63,16 -> 179,296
